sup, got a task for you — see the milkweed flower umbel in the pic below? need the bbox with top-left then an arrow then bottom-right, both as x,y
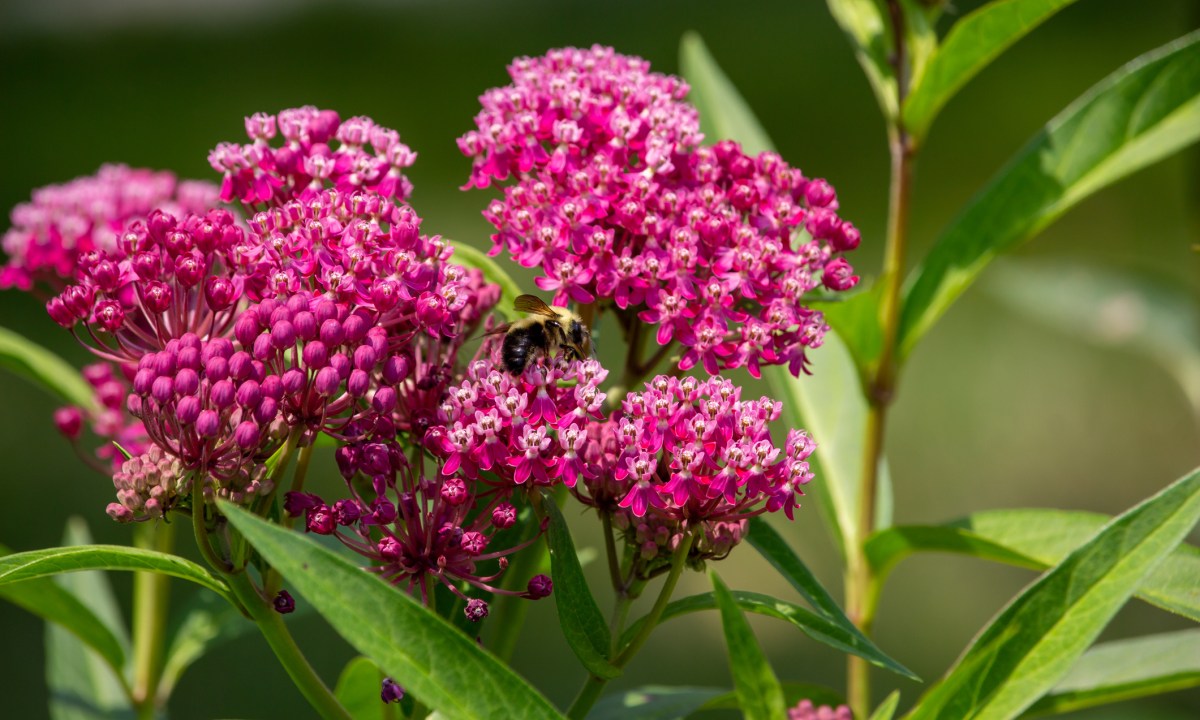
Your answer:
461,46 -> 862,377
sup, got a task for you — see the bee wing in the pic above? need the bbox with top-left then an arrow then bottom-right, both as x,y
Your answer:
514,294 -> 560,318
473,323 -> 511,342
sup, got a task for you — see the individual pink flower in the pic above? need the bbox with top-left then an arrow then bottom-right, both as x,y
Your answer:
1,165 -> 218,293
789,699 -> 853,720
55,362 -> 150,474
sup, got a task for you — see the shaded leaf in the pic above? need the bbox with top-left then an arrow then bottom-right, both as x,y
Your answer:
700,682 -> 846,714
220,502 -> 564,720
542,494 -> 620,679
865,509 -> 1200,622
900,31 -> 1200,358
0,544 -> 234,607
1024,629 -> 1200,716
826,0 -> 899,120
587,686 -> 724,720
620,589 -> 914,680
711,573 -> 786,720
0,325 -> 95,411
903,0 -> 1080,142
158,590 -> 253,700
448,240 -> 523,323
679,32 -> 774,155
335,656 -> 409,720
905,465 -> 1200,719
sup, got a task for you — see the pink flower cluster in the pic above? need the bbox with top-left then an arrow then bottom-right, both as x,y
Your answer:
790,700 -> 853,720
461,47 -> 861,377
573,375 -> 814,575
54,362 -> 150,473
427,356 -> 608,489
1,164 -> 217,292
209,107 -> 416,209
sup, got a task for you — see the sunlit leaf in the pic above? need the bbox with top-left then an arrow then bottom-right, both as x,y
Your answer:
0,325 -> 95,411
220,502 -> 564,720
870,690 -> 901,720
826,0 -> 899,121
900,31 -> 1200,358
905,465 -> 1200,719
711,573 -> 786,720
679,32 -> 774,155
902,0 -> 1080,142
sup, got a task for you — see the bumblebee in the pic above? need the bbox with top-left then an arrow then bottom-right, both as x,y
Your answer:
499,294 -> 594,374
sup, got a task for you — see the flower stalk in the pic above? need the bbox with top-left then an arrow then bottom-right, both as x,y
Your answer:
131,521 -> 174,720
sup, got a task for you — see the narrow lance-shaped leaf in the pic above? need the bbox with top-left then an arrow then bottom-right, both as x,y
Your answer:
826,0 -> 899,121
679,32 -> 774,155
158,590 -> 255,700
620,588 -> 914,679
0,544 -> 235,608
0,325 -> 95,411
219,501 -> 564,720
865,508 -> 1200,623
711,572 -> 787,720
900,31 -> 1200,358
1023,629 -> 1200,717
870,691 -> 901,720
541,493 -> 620,679
905,465 -> 1200,720
902,0 -> 1081,142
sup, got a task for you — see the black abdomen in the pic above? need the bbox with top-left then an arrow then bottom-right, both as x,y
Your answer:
503,322 -> 545,374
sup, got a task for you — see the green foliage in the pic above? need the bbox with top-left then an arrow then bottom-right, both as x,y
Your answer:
0,325 -> 95,411
158,590 -> 253,700
711,572 -> 787,720
900,30 -> 1200,358
905,465 -> 1200,719
679,32 -> 775,155
826,0 -> 899,121
902,0 -> 1080,143
448,240 -> 523,323
219,502 -> 565,720
588,683 -> 846,720
542,494 -> 619,678
335,656 -> 413,720
870,691 -> 901,720
1024,629 -> 1200,716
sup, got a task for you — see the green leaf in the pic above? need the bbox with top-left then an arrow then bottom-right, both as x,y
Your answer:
588,686 -> 725,720
748,512 -> 914,681
710,573 -> 786,720
541,493 -> 620,679
865,509 -> 1200,622
620,589 -> 914,680
679,32 -> 775,154
984,261 -> 1200,415
0,325 -> 95,411
870,690 -> 901,720
0,544 -> 235,608
814,284 -> 885,380
905,465 -> 1200,720
157,590 -> 252,699
335,656 -> 408,720
0,543 -> 128,679
700,682 -> 847,713
902,0 -> 1080,142
46,518 -> 134,720
1024,629 -> 1200,716
448,240 -> 523,323
219,502 -> 564,720
826,0 -> 899,121
900,30 -> 1200,358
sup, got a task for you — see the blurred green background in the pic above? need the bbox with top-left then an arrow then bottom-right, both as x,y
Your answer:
1,0 -> 1198,717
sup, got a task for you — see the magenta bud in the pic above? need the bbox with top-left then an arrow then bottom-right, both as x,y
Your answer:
345,368 -> 370,398
343,313 -> 369,344
54,407 -> 84,440
133,368 -> 156,395
314,366 -> 340,397
229,351 -> 253,381
440,477 -> 469,506
526,574 -> 553,600
260,374 -> 283,401
380,678 -> 404,705
46,297 -> 76,327
142,281 -> 173,313
282,368 -> 307,394
319,319 -> 344,346
210,379 -> 235,409
177,347 -> 200,372
271,320 -> 296,349
293,311 -> 317,340
332,499 -> 361,525
151,376 -> 174,404
372,387 -> 397,413
464,598 -> 489,622
269,306 -> 292,327
353,344 -> 377,371
832,221 -> 861,252
254,397 -> 279,424
174,253 -> 205,287
126,395 -> 142,416
284,491 -> 320,516
176,395 -> 201,424
272,590 -> 295,614
234,316 -> 260,347
370,280 -> 400,311
196,409 -> 221,437
305,505 -> 336,535
461,531 -> 487,555
334,445 -> 361,479
302,341 -> 328,369
93,300 -> 126,332
381,355 -> 410,384
491,502 -> 517,529
329,353 -> 351,380
377,535 -> 401,560
252,333 -> 273,361
174,368 -> 199,396
236,380 -> 262,408
205,356 -> 229,382
90,260 -> 120,291
313,299 -> 338,323
234,420 -> 261,449
805,178 -> 835,207
154,352 -> 177,377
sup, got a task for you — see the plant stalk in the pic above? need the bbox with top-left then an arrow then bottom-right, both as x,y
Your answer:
847,3 -> 915,716
225,570 -> 352,720
131,521 -> 175,719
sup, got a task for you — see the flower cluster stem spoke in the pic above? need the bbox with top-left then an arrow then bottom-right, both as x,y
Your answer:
848,3 -> 917,717
225,570 -> 352,720
131,521 -> 174,719
191,474 -> 232,573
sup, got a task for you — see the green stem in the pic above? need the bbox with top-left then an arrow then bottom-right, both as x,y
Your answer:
225,570 -> 352,720
847,3 -> 915,716
131,521 -> 175,719
566,533 -> 697,720
192,476 -> 231,573
601,511 -> 623,592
